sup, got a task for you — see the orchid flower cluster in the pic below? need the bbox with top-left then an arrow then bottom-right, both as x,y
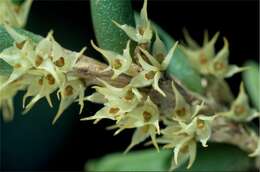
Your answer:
82,0 -> 259,170
84,0 -> 179,153
179,28 -> 260,122
0,0 -> 259,171
0,25 -> 86,123
0,0 -> 32,27
181,30 -> 246,79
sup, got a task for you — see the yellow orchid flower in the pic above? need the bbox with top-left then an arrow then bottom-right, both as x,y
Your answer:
178,115 -> 216,147
125,125 -> 159,153
91,40 -> 132,79
0,25 -> 86,122
0,0 -> 32,27
53,78 -> 85,124
88,79 -> 142,112
0,41 -> 33,90
0,75 -> 26,121
181,31 -> 219,74
171,82 -> 205,122
113,0 -> 152,44
181,30 -> 245,78
82,79 -> 143,123
23,71 -> 59,113
157,123 -> 184,148
218,83 -> 260,122
171,137 -> 197,170
117,97 -> 160,131
208,38 -> 246,78
115,97 -> 160,152
130,42 -> 178,96
158,122 -> 198,170
151,30 -> 167,63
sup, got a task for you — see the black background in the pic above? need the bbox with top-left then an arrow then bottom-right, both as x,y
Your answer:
1,0 -> 259,171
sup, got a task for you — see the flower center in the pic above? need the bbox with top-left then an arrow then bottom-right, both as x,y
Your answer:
15,41 -> 25,49
45,74 -> 55,85
54,57 -> 65,67
214,62 -> 225,70
138,27 -> 145,35
35,55 -> 43,67
38,78 -> 43,85
143,111 -> 152,122
176,107 -> 186,117
197,119 -> 205,129
234,105 -> 245,115
139,43 -> 149,50
112,59 -> 122,69
180,145 -> 189,153
145,71 -> 155,80
124,90 -> 134,101
64,85 -> 73,96
199,51 -> 208,64
14,63 -> 21,68
155,53 -> 164,62
109,107 -> 120,114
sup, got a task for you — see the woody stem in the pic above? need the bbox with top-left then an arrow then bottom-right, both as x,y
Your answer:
74,55 -> 258,155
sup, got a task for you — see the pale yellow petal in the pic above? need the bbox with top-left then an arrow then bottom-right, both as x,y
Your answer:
113,21 -> 139,42
183,28 -> 200,49
152,71 -> 165,96
161,41 -> 178,70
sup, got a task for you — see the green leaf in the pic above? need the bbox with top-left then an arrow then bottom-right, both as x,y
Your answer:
11,0 -> 25,5
0,59 -> 13,76
243,61 -> 260,110
176,143 -> 253,172
86,149 -> 171,171
0,25 -> 15,53
90,0 -> 135,54
0,25 -> 42,76
85,144 -> 253,171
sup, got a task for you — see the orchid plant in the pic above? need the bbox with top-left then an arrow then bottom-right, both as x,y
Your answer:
0,0 -> 259,171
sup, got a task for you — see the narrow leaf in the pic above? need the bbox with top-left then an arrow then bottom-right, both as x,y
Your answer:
0,59 -> 13,76
11,0 -> 26,5
85,144 -> 253,171
90,0 -> 135,54
243,61 -> 260,110
86,149 -> 171,171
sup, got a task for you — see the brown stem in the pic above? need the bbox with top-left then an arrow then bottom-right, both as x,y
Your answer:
73,55 -> 258,155
73,55 -> 131,87
210,116 -> 257,153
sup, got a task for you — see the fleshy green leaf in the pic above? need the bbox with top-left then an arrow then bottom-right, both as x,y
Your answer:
90,0 -> 135,54
243,61 -> 260,110
86,149 -> 171,171
11,0 -> 26,5
0,25 -> 15,53
176,144 -> 253,172
0,59 -> 13,76
85,144 -> 253,171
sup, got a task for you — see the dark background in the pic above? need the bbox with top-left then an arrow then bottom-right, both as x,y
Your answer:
1,0 -> 259,171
